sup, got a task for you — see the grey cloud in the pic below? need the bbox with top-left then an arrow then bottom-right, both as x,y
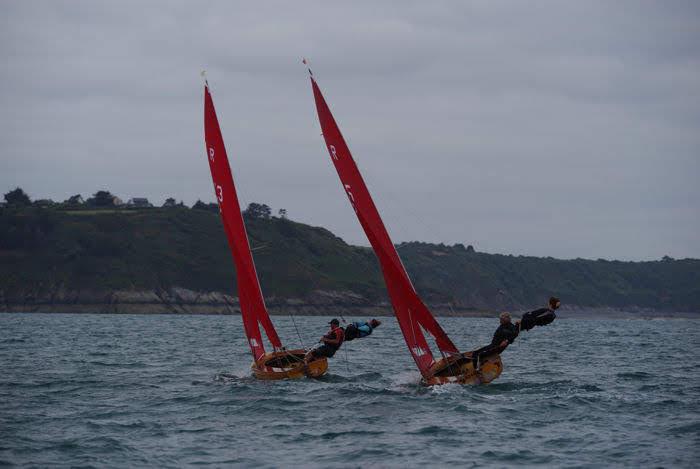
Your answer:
1,0 -> 698,261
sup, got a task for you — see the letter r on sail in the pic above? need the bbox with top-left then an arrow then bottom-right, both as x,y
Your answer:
344,184 -> 354,201
344,184 -> 357,213
329,145 -> 338,160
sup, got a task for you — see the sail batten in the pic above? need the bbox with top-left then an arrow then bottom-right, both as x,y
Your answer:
309,76 -> 458,378
204,84 -> 282,361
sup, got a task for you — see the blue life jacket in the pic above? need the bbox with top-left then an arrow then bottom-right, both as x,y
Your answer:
344,322 -> 373,341
355,322 -> 373,338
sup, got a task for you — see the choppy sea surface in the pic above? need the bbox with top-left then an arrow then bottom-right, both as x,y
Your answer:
1,313 -> 699,468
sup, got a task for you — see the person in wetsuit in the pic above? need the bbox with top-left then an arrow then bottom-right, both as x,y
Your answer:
470,312 -> 518,369
471,297 -> 561,369
492,311 -> 520,349
304,318 -> 345,364
520,297 -> 560,331
343,319 -> 381,341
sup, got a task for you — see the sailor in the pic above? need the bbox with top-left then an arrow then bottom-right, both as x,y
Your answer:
472,298 -> 561,369
492,311 -> 520,350
470,312 -> 519,370
343,319 -> 382,341
520,297 -> 560,331
493,297 -> 561,350
304,318 -> 345,364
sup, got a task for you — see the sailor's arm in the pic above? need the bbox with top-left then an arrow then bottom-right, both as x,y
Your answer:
492,327 -> 517,346
322,330 -> 342,346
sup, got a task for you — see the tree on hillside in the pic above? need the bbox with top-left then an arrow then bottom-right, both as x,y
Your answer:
243,203 -> 271,220
87,190 -> 117,207
64,194 -> 84,206
192,200 -> 218,212
33,199 -> 55,207
4,188 -> 31,206
163,197 -> 177,208
278,208 -> 288,219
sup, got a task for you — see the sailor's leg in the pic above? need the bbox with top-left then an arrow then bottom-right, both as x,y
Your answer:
471,344 -> 496,369
304,350 -> 314,364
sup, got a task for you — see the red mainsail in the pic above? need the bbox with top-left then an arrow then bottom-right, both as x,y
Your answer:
204,82 -> 282,361
309,74 -> 459,378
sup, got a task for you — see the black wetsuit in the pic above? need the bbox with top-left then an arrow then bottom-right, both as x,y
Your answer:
472,308 -> 557,368
520,308 -> 556,331
491,322 -> 519,346
471,322 -> 516,367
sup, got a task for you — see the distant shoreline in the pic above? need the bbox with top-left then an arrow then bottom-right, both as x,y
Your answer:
2,306 -> 697,319
3,288 -> 697,319
3,207 -> 698,316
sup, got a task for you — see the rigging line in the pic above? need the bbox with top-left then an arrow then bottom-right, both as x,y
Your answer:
437,355 -> 457,381
343,345 -> 350,374
441,345 -> 458,378
426,320 -> 458,378
289,310 -> 308,351
284,351 -> 305,364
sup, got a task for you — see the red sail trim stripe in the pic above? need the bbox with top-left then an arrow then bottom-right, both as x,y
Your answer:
204,84 -> 282,360
309,76 -> 458,378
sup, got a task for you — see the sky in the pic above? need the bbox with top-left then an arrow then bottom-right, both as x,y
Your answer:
1,1 -> 698,261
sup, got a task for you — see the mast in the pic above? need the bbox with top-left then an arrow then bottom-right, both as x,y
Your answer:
307,68 -> 458,378
203,79 -> 282,360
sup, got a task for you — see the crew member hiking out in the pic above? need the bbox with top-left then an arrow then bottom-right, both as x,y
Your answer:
343,319 -> 382,341
304,319 -> 345,364
520,297 -> 560,331
471,297 -> 561,370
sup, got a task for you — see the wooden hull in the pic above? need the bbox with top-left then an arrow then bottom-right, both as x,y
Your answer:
252,349 -> 328,380
423,352 -> 503,386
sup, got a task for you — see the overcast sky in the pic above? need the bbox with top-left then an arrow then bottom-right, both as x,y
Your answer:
1,1 -> 698,261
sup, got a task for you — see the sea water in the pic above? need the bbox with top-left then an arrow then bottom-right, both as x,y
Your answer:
1,313 -> 698,467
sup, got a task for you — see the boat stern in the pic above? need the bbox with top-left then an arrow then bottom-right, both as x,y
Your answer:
251,349 -> 328,380
423,353 -> 503,386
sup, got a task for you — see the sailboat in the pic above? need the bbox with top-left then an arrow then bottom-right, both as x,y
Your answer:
203,77 -> 327,379
307,66 -> 502,385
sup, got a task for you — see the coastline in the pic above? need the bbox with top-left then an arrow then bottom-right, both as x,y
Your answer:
1,287 -> 697,319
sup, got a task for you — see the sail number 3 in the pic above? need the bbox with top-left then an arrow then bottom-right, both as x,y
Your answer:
329,145 -> 338,161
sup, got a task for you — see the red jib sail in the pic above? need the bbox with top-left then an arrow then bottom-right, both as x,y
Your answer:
309,73 -> 459,378
204,82 -> 282,361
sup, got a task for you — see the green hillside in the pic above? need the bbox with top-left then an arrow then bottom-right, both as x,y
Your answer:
1,205 -> 698,312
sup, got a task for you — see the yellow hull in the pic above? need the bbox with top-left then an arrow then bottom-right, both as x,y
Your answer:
423,353 -> 503,386
251,349 -> 328,380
